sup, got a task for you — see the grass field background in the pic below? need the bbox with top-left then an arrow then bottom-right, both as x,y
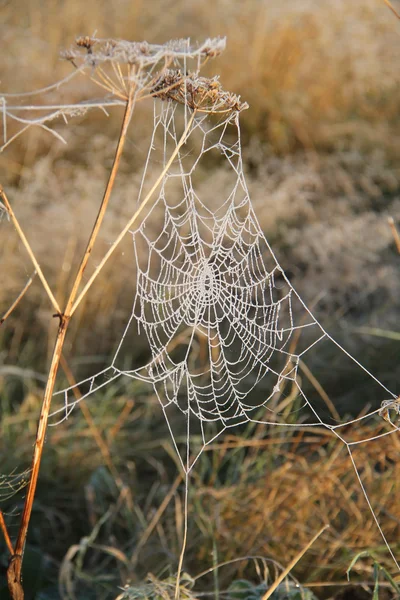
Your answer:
1,1 -> 400,598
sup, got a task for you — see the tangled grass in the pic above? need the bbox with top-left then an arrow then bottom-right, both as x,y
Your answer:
1,386 -> 400,598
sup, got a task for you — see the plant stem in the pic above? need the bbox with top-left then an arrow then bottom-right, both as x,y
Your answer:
6,92 -> 137,599
0,510 -> 14,556
261,524 -> 329,600
70,110 -> 196,316
66,91 -> 136,310
0,271 -> 36,326
13,316 -> 69,559
0,187 -> 61,315
131,474 -> 182,567
384,0 -> 400,20
388,216 -> 400,254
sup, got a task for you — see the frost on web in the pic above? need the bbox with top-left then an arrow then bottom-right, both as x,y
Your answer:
1,33 -> 398,576
52,100 -> 397,468
129,110 -> 306,460
50,95 -> 400,566
51,104 -> 312,456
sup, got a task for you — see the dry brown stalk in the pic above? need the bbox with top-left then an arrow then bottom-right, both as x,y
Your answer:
0,36 -> 245,598
130,474 -> 183,567
298,359 -> 340,421
0,509 -> 14,556
11,313 -> 69,589
384,0 -> 400,19
7,556 -> 24,600
0,187 -> 61,315
4,108 -> 196,598
65,91 -> 136,307
261,524 -> 329,600
60,354 -> 125,488
70,111 -> 196,316
0,271 -> 36,326
388,216 -> 400,254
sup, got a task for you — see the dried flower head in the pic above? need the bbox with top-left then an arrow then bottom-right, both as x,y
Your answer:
61,36 -> 226,69
151,69 -> 248,113
380,396 -> 400,428
1,37 -> 246,152
60,36 -> 247,113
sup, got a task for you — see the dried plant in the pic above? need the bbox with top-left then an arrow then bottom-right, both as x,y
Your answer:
1,16 -> 400,600
0,36 -> 245,600
1,36 -> 246,152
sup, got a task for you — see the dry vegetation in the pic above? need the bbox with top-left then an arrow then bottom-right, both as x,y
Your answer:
1,0 -> 400,599
2,390 -> 400,599
2,0 -> 400,346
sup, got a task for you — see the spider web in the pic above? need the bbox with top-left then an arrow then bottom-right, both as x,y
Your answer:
51,101 -> 400,568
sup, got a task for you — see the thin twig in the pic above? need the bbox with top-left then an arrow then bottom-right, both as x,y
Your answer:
384,0 -> 400,19
65,90 -> 136,315
261,525 -> 329,600
299,360 -> 341,421
0,188 -> 61,315
0,271 -> 36,326
388,216 -> 400,254
8,89 -> 137,596
130,474 -> 182,566
0,510 -> 14,556
60,354 -> 126,490
70,110 -> 197,316
175,472 -> 189,600
13,316 -> 69,575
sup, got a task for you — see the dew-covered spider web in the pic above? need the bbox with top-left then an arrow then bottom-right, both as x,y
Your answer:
50,100 -> 400,568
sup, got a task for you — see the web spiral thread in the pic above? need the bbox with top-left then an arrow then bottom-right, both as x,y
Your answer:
52,101 -> 399,568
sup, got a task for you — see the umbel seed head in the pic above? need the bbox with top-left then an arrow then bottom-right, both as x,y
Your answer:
61,36 -> 248,113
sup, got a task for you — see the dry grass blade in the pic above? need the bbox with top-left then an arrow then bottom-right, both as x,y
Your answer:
0,510 -> 14,556
261,525 -> 329,600
60,354 -> 128,492
130,474 -> 182,567
0,187 -> 61,315
388,216 -> 400,253
299,359 -> 340,421
0,271 -> 36,326
384,0 -> 400,19
70,110 -> 196,316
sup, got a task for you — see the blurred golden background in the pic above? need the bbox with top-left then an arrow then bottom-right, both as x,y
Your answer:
1,1 -> 400,598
